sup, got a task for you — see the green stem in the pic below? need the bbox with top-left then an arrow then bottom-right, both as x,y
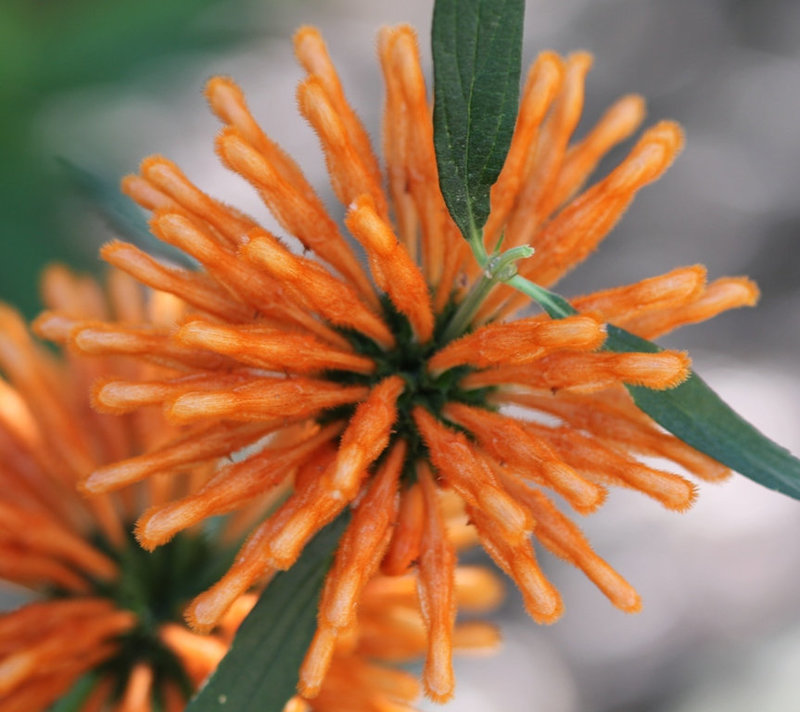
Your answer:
441,273 -> 495,343
506,274 -> 576,319
467,233 -> 490,268
442,239 -> 534,342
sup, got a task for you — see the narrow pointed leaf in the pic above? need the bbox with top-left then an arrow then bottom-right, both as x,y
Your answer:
605,325 -> 800,498
517,278 -> 800,499
48,674 -> 98,712
432,0 -> 524,240
185,513 -> 349,712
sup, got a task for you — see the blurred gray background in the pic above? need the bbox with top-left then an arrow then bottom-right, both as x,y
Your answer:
4,0 -> 800,710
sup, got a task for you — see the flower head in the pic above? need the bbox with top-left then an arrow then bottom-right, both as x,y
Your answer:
0,269 -> 227,710
51,25 -> 759,701
1,269 -> 502,710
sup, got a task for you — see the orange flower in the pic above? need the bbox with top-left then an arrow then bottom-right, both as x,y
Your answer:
1,271 -> 500,711
286,561 -> 502,712
51,26 -> 759,702
0,270 -> 247,711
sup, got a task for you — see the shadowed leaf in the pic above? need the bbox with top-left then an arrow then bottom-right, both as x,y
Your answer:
185,513 -> 349,712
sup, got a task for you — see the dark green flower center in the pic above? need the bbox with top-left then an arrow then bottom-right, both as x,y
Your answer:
325,296 -> 495,481
83,528 -> 237,704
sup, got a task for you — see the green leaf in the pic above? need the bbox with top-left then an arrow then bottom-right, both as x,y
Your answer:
512,276 -> 800,499
432,0 -> 524,241
605,325 -> 800,499
48,674 -> 98,712
185,513 -> 350,712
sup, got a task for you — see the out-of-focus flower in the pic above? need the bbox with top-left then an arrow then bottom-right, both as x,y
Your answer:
0,268 -> 229,711
49,26 -> 759,701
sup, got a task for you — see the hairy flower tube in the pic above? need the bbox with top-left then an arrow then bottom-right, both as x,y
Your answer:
286,559 -> 503,712
46,25 -> 760,702
0,269 -> 502,711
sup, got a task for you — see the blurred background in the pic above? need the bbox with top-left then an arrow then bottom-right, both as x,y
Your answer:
2,0 -> 799,709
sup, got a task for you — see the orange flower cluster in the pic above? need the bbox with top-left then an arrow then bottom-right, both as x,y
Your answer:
1,270 -> 500,710
44,26 -> 759,702
0,269 -> 205,711
286,561 -> 502,712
